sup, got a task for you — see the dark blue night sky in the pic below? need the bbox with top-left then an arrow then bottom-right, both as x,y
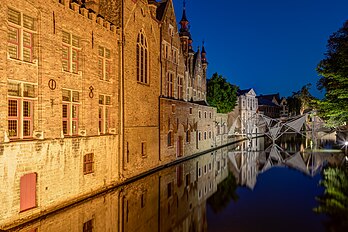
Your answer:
172,0 -> 348,98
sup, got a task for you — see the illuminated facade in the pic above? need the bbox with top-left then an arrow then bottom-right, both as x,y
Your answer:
0,0 -> 232,229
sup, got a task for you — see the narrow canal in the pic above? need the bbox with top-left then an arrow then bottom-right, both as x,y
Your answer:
9,138 -> 347,232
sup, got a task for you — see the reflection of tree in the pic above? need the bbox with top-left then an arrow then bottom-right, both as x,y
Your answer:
207,172 -> 238,213
314,167 -> 348,231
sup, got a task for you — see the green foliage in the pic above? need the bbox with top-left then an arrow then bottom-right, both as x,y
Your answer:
287,84 -> 315,116
316,20 -> 348,127
314,167 -> 348,231
207,172 -> 239,213
206,73 -> 238,113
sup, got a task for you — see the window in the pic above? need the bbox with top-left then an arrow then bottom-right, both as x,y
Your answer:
20,173 -> 37,212
98,46 -> 111,81
204,131 -> 207,140
136,30 -> 148,84
83,219 -> 93,232
172,48 -> 178,63
198,111 -> 201,118
8,81 -> 35,139
83,153 -> 94,174
177,76 -> 183,99
204,111 -> 207,118
62,89 -> 79,136
141,142 -> 146,156
167,131 -> 173,147
8,8 -> 35,62
209,112 -> 212,118
62,31 -> 80,73
209,131 -> 212,139
99,94 -> 111,134
189,107 -> 192,114
198,132 -> 201,141
167,72 -> 173,97
186,130 -> 190,143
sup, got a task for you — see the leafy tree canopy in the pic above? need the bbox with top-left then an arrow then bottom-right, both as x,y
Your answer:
207,73 -> 238,113
287,84 -> 315,116
316,20 -> 348,127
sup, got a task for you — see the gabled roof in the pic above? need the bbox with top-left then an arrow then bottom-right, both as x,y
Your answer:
237,88 -> 256,96
257,97 -> 279,107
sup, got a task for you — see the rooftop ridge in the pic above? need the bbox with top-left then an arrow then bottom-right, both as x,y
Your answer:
57,0 -> 117,34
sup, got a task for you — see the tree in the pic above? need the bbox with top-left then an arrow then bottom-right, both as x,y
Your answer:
287,84 -> 315,116
206,73 -> 238,113
316,20 -> 348,127
207,172 -> 239,213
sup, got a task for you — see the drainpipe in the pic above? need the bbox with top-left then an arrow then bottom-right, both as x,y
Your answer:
120,0 -> 125,179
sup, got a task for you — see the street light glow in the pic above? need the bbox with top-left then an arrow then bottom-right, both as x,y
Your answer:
345,141 -> 348,146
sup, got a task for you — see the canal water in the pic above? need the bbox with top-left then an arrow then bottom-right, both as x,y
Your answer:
10,138 -> 347,232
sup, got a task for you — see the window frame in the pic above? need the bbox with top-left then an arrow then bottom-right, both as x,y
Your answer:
62,89 -> 80,136
83,153 -> 94,175
7,81 -> 36,139
7,8 -> 36,63
98,94 -> 111,134
136,30 -> 149,84
62,31 -> 81,74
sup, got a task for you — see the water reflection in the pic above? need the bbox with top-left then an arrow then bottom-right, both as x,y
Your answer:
9,138 -> 346,232
10,147 -> 230,232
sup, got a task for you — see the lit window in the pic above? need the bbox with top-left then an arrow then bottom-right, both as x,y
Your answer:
62,31 -> 80,73
83,153 -> 94,174
62,89 -> 79,136
167,72 -> 173,97
98,46 -> 111,81
7,8 -> 35,62
136,30 -> 148,84
8,81 -> 35,139
99,94 -> 111,134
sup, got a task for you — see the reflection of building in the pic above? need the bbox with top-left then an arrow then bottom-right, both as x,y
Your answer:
0,0 -> 236,228
7,149 -> 228,232
228,138 -> 343,190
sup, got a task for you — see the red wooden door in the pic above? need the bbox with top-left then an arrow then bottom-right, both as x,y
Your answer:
20,173 -> 37,211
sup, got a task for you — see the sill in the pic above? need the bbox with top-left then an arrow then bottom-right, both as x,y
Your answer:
84,172 -> 94,175
62,70 -> 82,76
8,57 -> 38,65
137,81 -> 150,86
99,79 -> 111,82
141,155 -> 147,159
9,137 -> 34,142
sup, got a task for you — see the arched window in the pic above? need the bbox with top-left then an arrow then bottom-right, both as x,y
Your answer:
136,30 -> 148,84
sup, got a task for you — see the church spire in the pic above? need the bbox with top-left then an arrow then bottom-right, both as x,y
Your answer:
179,0 -> 190,37
201,41 -> 208,64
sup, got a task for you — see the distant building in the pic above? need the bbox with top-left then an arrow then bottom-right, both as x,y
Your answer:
237,88 -> 258,134
257,93 -> 288,119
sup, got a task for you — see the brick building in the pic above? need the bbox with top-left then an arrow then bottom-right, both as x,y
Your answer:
0,0 -> 233,228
